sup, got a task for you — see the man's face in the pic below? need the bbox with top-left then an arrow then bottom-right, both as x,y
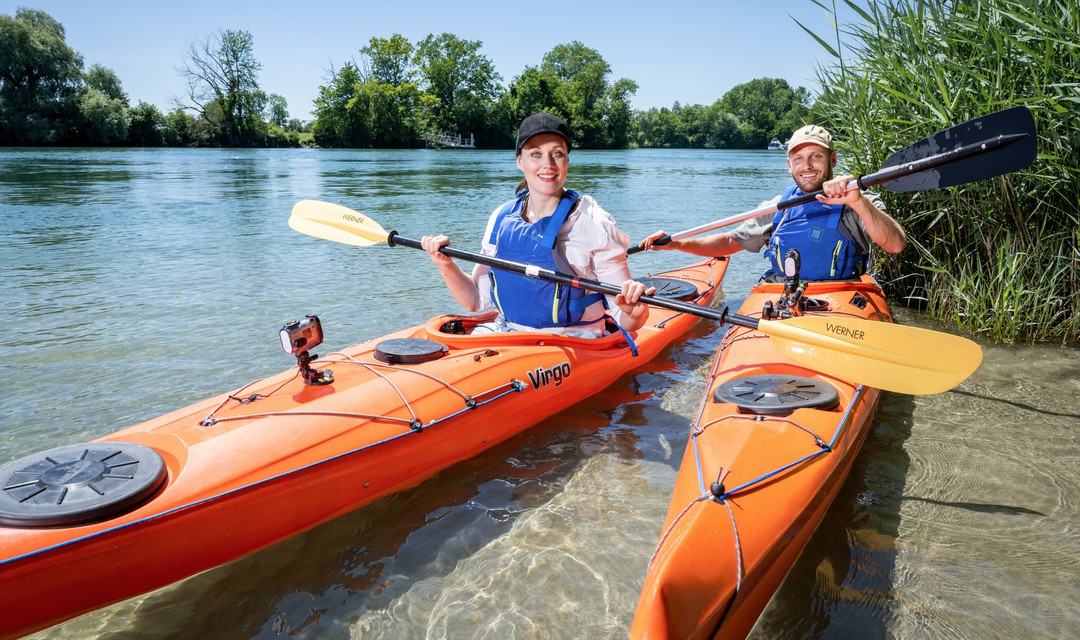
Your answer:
787,143 -> 836,193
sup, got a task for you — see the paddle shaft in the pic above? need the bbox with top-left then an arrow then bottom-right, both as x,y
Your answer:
386,232 -> 988,394
627,129 -> 1031,254
289,199 -> 986,394
386,232 -> 765,327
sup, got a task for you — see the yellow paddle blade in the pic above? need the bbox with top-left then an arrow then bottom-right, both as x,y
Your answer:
758,315 -> 983,395
289,199 -> 391,247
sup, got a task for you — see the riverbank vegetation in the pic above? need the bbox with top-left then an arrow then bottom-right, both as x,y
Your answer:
806,0 -> 1078,343
0,8 -> 806,150
3,4 -> 1075,343
0,12 -> 309,147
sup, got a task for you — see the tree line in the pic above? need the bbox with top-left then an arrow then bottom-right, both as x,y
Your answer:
0,8 -> 808,150
0,9 -> 307,147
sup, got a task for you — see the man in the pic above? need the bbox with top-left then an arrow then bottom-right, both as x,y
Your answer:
639,124 -> 906,280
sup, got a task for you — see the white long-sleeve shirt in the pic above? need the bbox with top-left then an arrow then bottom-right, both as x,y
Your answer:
471,193 -> 634,338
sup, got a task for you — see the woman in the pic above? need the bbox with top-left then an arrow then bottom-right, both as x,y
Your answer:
421,112 -> 652,337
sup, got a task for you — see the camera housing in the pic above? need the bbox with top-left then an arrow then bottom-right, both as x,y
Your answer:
279,315 -> 333,386
280,315 -> 324,356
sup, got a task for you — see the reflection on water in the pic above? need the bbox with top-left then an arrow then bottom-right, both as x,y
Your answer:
749,318 -> 1080,640
4,148 -> 1078,639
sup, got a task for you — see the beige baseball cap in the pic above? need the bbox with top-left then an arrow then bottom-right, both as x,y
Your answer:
786,125 -> 833,153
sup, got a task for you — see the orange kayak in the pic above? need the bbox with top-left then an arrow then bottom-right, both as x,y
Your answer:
631,274 -> 891,639
0,258 -> 726,640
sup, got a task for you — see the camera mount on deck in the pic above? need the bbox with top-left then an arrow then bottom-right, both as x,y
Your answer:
279,315 -> 334,386
764,249 -> 806,320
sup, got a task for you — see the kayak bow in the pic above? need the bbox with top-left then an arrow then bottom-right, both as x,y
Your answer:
0,257 -> 727,639
632,275 -> 896,639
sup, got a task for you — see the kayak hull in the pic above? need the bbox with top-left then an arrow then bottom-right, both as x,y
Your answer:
631,276 -> 891,639
0,258 -> 726,640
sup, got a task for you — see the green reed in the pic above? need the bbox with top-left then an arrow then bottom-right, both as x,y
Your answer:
801,0 -> 1079,343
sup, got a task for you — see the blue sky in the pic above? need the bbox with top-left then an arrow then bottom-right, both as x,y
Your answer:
2,1 -> 861,121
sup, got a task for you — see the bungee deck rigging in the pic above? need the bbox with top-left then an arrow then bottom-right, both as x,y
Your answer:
632,275 -> 895,640
0,257 -> 727,640
200,355 -> 526,431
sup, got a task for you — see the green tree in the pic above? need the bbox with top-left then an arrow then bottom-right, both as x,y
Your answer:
501,66 -> 567,126
79,89 -> 129,144
84,64 -> 126,102
364,34 -> 415,85
0,8 -> 83,144
541,42 -> 610,148
129,101 -> 166,146
605,77 -> 638,148
498,63 -> 585,149
710,109 -> 744,148
720,77 -> 809,148
634,106 -> 686,148
77,63 -> 130,145
312,62 -> 365,147
414,33 -> 501,137
312,70 -> 427,147
536,42 -> 636,149
776,86 -> 811,138
313,34 -> 431,148
265,93 -> 288,128
679,103 -> 709,148
360,34 -> 427,145
357,80 -> 426,147
162,108 -> 212,146
177,29 -> 263,145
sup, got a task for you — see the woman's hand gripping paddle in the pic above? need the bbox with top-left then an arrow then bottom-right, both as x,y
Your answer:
289,200 -> 983,396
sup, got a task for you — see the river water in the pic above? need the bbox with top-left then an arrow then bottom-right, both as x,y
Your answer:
2,148 -> 1077,639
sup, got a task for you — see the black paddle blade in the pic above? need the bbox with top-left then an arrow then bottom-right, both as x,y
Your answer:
878,106 -> 1037,192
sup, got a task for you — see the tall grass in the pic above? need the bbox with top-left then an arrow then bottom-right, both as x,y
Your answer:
800,0 -> 1079,343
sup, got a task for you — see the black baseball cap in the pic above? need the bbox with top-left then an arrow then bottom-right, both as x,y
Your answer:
515,112 -> 572,151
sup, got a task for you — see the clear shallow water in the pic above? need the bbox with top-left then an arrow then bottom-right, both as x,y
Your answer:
2,148 -> 1077,639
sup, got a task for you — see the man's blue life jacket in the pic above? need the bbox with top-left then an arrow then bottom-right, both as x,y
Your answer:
763,185 -> 867,280
487,190 -> 605,328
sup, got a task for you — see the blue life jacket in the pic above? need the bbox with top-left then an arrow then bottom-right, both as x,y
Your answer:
763,185 -> 867,280
487,190 -> 605,328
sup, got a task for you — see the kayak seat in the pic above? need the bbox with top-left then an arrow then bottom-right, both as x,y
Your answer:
0,442 -> 167,528
712,374 -> 839,416
439,318 -> 468,334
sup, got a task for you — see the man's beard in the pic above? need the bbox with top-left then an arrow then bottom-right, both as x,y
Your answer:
799,168 -> 834,192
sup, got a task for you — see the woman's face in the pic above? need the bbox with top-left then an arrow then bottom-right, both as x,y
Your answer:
516,133 -> 569,198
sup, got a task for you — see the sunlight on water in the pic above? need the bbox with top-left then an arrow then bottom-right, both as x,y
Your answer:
749,322 -> 1080,640
351,454 -> 675,640
887,342 -> 1080,640
5,148 -> 1078,639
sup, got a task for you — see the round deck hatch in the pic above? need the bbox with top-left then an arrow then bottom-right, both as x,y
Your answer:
712,374 -> 839,416
374,338 -> 449,364
638,277 -> 699,301
0,442 -> 167,528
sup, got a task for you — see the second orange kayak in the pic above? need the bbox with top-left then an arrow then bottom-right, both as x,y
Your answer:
632,275 -> 892,639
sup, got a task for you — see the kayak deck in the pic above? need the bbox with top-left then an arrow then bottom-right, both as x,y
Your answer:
0,258 -> 726,639
632,275 -> 891,639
